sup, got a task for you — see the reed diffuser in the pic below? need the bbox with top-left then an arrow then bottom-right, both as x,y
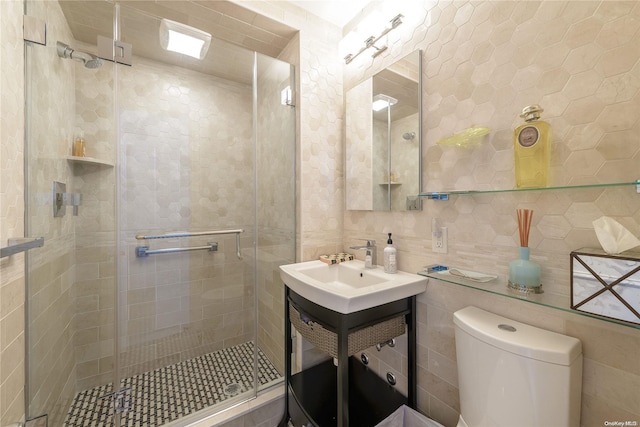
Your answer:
508,208 -> 542,294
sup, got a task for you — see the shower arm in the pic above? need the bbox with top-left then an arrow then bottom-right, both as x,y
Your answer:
56,41 -> 103,69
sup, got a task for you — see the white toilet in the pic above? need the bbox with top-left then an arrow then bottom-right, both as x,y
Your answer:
453,306 -> 583,427
379,306 -> 582,427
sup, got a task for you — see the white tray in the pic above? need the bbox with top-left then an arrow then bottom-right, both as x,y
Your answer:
437,268 -> 498,282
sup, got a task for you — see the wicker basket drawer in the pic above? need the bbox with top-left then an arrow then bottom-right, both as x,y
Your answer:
289,303 -> 406,359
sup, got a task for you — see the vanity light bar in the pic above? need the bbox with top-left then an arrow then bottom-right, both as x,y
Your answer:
344,14 -> 403,64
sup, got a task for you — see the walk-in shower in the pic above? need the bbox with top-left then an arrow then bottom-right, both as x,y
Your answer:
56,41 -> 103,68
24,1 -> 295,426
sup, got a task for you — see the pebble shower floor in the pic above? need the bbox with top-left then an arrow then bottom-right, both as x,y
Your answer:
64,342 -> 281,426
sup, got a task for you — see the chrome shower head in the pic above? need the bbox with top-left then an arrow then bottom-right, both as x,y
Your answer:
402,132 -> 416,140
83,57 -> 103,69
57,41 -> 103,69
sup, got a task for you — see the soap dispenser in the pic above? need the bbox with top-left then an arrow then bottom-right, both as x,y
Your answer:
383,233 -> 397,274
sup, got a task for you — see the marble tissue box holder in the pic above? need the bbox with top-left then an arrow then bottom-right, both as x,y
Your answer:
571,248 -> 640,325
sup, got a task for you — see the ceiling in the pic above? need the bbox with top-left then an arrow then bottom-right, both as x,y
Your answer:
59,0 -> 298,84
289,0 -> 372,28
59,0 -> 375,84
372,51 -> 420,122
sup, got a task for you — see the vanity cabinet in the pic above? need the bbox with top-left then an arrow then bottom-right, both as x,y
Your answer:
281,287 -> 417,427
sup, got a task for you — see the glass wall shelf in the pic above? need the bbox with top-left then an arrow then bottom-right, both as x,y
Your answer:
419,180 -> 640,200
418,270 -> 640,330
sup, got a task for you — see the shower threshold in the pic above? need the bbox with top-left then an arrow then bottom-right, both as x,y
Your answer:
64,341 -> 281,427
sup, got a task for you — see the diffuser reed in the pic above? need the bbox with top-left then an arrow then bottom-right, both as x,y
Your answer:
509,208 -> 542,294
517,208 -> 534,247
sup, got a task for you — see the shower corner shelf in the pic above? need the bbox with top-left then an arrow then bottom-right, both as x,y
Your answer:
66,155 -> 114,167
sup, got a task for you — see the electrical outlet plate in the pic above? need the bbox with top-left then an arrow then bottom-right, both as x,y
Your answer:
432,227 -> 448,253
406,196 -> 422,211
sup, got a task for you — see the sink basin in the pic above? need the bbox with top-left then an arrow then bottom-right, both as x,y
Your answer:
280,260 -> 428,314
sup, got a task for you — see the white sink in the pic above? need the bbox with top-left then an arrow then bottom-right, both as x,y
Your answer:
280,260 -> 428,314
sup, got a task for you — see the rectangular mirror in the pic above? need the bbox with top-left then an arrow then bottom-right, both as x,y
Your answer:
345,50 -> 422,211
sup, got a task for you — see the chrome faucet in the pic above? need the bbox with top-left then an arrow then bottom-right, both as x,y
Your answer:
349,239 -> 377,268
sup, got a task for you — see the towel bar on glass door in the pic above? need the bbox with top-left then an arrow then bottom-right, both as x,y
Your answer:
134,229 -> 243,259
0,237 -> 45,259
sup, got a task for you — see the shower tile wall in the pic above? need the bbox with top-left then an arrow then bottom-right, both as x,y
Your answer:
295,24 -> 345,261
255,56 -> 296,375
372,119 -> 387,210
74,54 -> 257,385
72,42 -> 117,394
239,0 -> 345,261
372,113 -> 420,211
390,113 -> 419,210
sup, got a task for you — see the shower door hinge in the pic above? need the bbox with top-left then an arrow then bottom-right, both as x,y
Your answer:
97,35 -> 133,66
115,388 -> 132,413
23,15 -> 46,45
281,86 -> 295,107
100,388 -> 132,414
25,413 -> 48,427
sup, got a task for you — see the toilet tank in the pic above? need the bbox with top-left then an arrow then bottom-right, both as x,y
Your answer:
454,306 -> 582,427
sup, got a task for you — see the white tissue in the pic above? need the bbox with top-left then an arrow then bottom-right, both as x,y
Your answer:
592,216 -> 640,255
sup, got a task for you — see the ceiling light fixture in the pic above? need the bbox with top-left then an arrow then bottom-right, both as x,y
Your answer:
344,14 -> 403,64
159,19 -> 211,60
372,94 -> 398,111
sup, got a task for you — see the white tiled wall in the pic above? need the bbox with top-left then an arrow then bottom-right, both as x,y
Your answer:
341,2 -> 640,426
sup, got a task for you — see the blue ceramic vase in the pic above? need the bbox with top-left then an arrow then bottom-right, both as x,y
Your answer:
508,246 -> 542,294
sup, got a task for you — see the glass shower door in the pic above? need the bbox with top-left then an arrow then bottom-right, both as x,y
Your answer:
255,52 -> 296,381
113,4 -> 294,425
24,1 -> 118,426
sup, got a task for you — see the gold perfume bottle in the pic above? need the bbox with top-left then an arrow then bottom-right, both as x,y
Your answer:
514,105 -> 550,188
